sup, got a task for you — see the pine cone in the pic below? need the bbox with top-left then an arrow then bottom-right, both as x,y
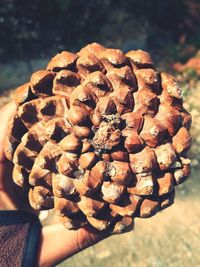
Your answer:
4,43 -> 192,234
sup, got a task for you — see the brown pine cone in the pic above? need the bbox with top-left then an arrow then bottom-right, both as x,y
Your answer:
4,43 -> 192,234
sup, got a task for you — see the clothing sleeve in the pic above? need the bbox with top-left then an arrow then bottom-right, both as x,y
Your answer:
0,210 -> 41,267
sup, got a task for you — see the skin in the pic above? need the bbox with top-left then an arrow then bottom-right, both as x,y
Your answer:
0,102 -> 109,267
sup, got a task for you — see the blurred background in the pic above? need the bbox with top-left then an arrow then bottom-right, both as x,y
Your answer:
0,0 -> 200,266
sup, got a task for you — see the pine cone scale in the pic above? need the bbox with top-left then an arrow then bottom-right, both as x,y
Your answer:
4,42 -> 192,234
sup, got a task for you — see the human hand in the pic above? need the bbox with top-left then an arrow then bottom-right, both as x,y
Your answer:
0,101 -> 110,267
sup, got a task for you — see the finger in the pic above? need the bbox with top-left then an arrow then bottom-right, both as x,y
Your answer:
37,224 -> 110,267
0,101 -> 17,162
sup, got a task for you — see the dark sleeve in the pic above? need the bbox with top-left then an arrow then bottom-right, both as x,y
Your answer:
0,210 -> 41,267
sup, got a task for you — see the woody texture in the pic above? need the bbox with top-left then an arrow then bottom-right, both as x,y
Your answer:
4,43 -> 192,234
